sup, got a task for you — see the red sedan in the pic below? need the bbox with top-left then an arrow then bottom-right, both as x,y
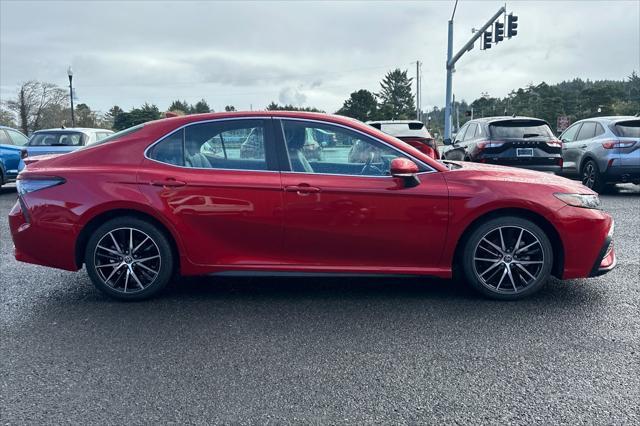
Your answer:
9,111 -> 615,300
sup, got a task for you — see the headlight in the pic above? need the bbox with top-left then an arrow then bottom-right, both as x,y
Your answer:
16,177 -> 65,196
553,193 -> 601,209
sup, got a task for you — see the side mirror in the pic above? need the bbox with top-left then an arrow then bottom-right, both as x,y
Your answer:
390,157 -> 420,188
443,138 -> 452,145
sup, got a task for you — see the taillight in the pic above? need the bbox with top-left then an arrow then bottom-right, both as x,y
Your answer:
21,149 -> 28,159
477,140 -> 505,149
16,176 -> 66,195
546,139 -> 562,148
602,140 -> 636,149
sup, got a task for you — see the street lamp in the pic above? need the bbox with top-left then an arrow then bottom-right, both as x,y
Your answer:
67,66 -> 75,127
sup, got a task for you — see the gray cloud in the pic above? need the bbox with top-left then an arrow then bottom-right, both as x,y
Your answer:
1,0 -> 638,114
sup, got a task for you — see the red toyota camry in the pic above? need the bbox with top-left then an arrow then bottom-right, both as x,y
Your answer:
9,111 -> 616,300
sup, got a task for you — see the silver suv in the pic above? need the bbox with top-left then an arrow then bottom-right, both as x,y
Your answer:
559,116 -> 640,192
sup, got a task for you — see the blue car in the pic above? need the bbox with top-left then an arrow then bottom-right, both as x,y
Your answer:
0,126 -> 28,187
24,127 -> 114,157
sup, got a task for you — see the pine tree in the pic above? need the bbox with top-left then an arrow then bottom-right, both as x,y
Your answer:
377,69 -> 415,120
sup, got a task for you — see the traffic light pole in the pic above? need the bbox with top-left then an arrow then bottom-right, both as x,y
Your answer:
444,6 -> 506,141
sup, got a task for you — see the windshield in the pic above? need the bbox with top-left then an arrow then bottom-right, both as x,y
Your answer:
28,131 -> 85,146
489,120 -> 554,139
614,120 -> 640,138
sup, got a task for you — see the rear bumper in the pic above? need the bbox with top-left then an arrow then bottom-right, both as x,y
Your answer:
604,165 -> 640,183
8,198 -> 79,271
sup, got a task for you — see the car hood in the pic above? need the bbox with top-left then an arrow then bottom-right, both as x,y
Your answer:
443,161 -> 593,194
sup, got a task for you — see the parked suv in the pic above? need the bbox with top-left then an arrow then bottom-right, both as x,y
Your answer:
441,116 -> 562,173
0,126 -> 28,186
559,116 -> 640,192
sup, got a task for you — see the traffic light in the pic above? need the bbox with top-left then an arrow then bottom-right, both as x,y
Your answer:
494,21 -> 504,43
507,13 -> 518,38
483,30 -> 492,49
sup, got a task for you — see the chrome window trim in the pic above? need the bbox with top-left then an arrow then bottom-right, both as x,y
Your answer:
144,115 -> 437,175
277,117 -> 436,175
143,116 -> 277,173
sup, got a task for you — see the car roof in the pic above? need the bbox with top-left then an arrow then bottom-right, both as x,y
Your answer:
575,116 -> 638,123
467,116 -> 547,124
366,120 -> 423,125
32,127 -> 113,134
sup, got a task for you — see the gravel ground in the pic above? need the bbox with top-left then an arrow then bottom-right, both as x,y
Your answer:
1,183 -> 638,424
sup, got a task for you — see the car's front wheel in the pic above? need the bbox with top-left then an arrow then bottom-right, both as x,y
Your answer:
84,217 -> 174,300
461,216 -> 553,300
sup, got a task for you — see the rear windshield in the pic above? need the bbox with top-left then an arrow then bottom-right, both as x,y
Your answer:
489,120 -> 554,139
28,131 -> 85,146
614,120 -> 640,138
373,122 -> 431,138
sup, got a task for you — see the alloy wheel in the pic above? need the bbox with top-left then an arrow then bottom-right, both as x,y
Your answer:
93,227 -> 161,294
582,161 -> 596,189
472,226 -> 545,294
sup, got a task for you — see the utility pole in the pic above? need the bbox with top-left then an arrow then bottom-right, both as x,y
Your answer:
444,3 -> 510,141
416,60 -> 421,121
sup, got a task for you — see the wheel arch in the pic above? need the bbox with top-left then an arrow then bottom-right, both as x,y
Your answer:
453,207 -> 565,279
75,208 -> 181,273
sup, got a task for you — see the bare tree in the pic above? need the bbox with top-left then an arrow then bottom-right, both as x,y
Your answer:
7,80 -> 68,134
0,102 -> 17,128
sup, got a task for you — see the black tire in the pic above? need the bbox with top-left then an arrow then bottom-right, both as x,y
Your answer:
84,216 -> 174,301
461,216 -> 553,300
581,159 -> 604,193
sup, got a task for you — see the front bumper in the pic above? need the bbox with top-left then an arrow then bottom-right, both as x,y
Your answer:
589,222 -> 616,277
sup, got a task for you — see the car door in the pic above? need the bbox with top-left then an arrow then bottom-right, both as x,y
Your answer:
444,123 -> 468,160
276,119 -> 449,272
570,122 -> 597,173
461,123 -> 478,160
138,118 -> 285,267
559,122 -> 582,175
0,129 -> 22,181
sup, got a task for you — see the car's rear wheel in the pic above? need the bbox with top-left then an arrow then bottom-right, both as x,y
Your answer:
85,217 -> 174,300
581,159 -> 604,192
461,216 -> 553,300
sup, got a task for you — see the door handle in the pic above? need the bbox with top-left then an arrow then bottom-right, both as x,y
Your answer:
284,184 -> 321,195
580,145 -> 587,149
151,179 -> 187,188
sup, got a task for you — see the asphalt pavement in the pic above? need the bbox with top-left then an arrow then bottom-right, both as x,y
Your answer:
1,183 -> 638,424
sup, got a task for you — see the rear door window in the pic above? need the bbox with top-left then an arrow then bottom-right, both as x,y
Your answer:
614,120 -> 640,137
489,120 -> 554,139
575,122 -> 597,141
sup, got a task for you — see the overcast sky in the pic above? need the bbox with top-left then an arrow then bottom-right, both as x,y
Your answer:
1,0 -> 638,114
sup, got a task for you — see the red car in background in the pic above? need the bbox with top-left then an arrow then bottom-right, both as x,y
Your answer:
9,111 -> 615,301
368,120 -> 440,159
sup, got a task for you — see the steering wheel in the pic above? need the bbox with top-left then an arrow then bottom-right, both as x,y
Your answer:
360,151 -> 384,175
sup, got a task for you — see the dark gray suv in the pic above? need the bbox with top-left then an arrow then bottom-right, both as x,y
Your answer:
441,116 -> 563,173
